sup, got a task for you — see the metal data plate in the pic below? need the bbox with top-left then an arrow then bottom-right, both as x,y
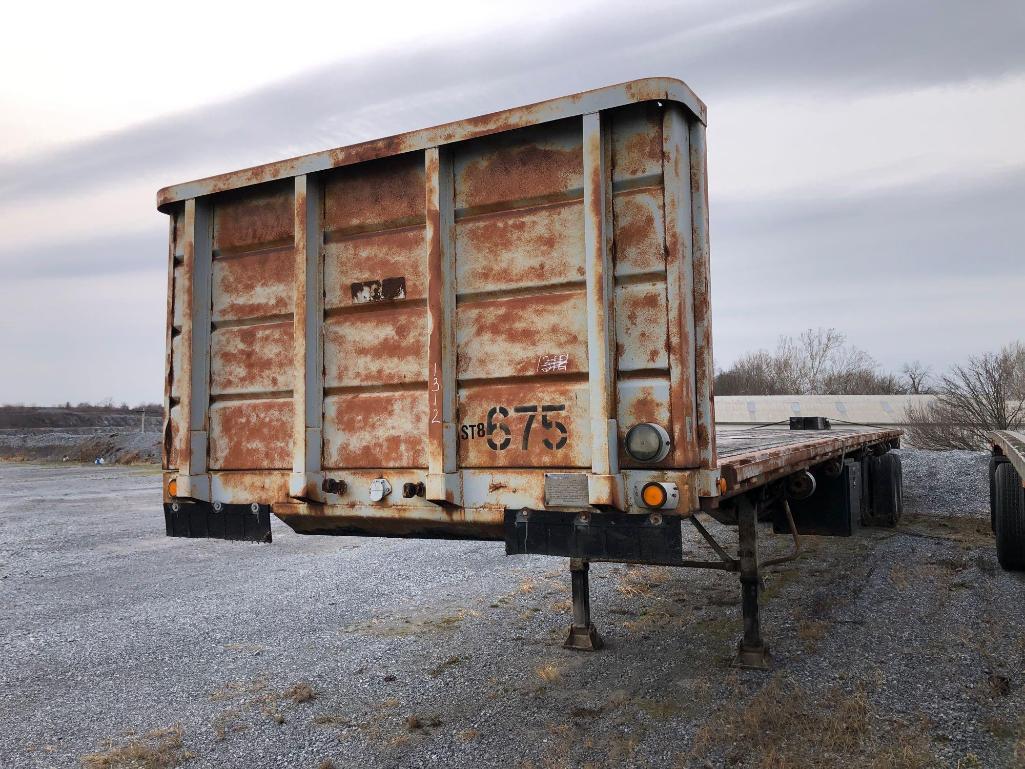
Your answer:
544,473 -> 590,507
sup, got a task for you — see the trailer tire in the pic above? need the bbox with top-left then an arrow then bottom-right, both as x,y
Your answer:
866,453 -> 902,527
989,456 -> 1009,533
994,463 -> 1025,571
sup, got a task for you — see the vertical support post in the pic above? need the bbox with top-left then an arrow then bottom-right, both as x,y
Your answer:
178,197 -> 213,501
425,147 -> 460,504
662,106 -> 699,468
735,499 -> 770,669
290,174 -> 325,501
582,112 -> 618,480
564,558 -> 603,651
688,120 -> 717,469
162,213 -> 176,472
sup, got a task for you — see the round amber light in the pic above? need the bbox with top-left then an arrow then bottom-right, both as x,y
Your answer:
168,478 -> 178,497
641,482 -> 667,508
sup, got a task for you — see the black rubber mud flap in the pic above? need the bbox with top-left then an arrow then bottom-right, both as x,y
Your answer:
504,509 -> 683,564
164,502 -> 272,543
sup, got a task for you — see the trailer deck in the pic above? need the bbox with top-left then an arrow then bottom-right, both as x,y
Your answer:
716,425 -> 902,498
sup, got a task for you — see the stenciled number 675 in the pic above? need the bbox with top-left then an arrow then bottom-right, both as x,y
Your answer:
486,404 -> 567,451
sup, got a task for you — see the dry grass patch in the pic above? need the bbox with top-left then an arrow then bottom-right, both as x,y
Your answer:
536,664 -> 561,683
81,726 -> 192,769
691,677 -> 938,769
616,565 -> 671,597
284,682 -> 316,703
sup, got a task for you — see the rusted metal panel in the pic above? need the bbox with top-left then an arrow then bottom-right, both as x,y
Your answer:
324,227 -> 427,307
323,306 -> 427,388
615,282 -> 670,371
212,181 -> 294,253
456,292 -> 588,381
323,392 -> 427,469
454,118 -> 583,214
158,79 -> 706,210
210,322 -> 293,395
612,188 -> 665,278
160,79 -> 740,538
323,152 -> 425,233
211,249 -> 294,322
457,382 -> 591,469
208,399 -> 293,470
455,202 -> 585,294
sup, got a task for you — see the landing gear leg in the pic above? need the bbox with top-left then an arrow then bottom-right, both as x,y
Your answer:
564,558 -> 603,651
735,501 -> 771,669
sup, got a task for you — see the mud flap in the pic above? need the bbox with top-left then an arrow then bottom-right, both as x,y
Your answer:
164,502 -> 272,543
504,509 -> 683,564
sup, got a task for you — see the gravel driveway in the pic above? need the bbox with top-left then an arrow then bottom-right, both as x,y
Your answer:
1,449 -> 1022,768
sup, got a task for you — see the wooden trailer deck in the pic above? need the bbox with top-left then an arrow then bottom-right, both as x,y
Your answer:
714,425 -> 902,499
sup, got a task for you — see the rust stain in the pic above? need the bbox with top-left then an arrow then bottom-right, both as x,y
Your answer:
212,248 -> 294,321
456,121 -> 583,211
323,391 -> 428,469
324,227 -> 426,307
456,203 -> 585,293
209,399 -> 293,470
210,322 -> 294,395
324,305 -> 427,388
615,283 -> 669,371
456,292 -> 587,379
213,181 -> 294,252
613,188 -> 665,277
323,152 -> 426,232
457,382 -> 590,469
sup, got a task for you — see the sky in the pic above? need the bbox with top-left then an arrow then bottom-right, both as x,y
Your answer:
1,0 -> 1023,404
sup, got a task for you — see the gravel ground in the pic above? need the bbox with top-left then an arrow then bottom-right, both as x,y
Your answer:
1,452 -> 1022,769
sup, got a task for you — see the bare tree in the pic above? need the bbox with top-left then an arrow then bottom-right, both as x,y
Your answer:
715,328 -> 903,396
905,342 -> 1025,450
901,361 -> 932,394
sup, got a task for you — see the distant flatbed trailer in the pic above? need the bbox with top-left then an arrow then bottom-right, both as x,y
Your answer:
987,430 -> 1025,571
156,77 -> 904,668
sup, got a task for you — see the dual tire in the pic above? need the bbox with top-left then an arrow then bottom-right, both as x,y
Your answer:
994,461 -> 1025,571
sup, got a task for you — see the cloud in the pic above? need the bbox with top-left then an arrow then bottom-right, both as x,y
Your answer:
710,166 -> 1025,369
1,0 -> 1021,206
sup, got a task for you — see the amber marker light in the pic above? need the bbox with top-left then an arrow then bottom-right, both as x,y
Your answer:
640,482 -> 668,509
168,477 -> 178,497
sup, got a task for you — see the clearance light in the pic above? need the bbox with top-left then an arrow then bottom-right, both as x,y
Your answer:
639,481 -> 679,510
625,423 -> 671,462
168,477 -> 178,497
641,482 -> 668,508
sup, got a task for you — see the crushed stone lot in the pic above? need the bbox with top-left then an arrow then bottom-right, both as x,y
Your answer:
1,448 -> 1023,769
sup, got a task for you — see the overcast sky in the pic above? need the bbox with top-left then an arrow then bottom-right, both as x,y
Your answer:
1,0 -> 1022,404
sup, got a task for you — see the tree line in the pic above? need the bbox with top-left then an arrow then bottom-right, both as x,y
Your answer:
715,328 -> 1025,450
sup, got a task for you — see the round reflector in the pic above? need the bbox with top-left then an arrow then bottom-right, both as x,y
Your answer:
625,423 -> 671,462
167,477 -> 178,497
641,482 -> 668,509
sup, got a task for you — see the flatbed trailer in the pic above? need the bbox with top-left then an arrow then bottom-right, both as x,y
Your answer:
156,78 -> 904,667
988,430 -> 1025,571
